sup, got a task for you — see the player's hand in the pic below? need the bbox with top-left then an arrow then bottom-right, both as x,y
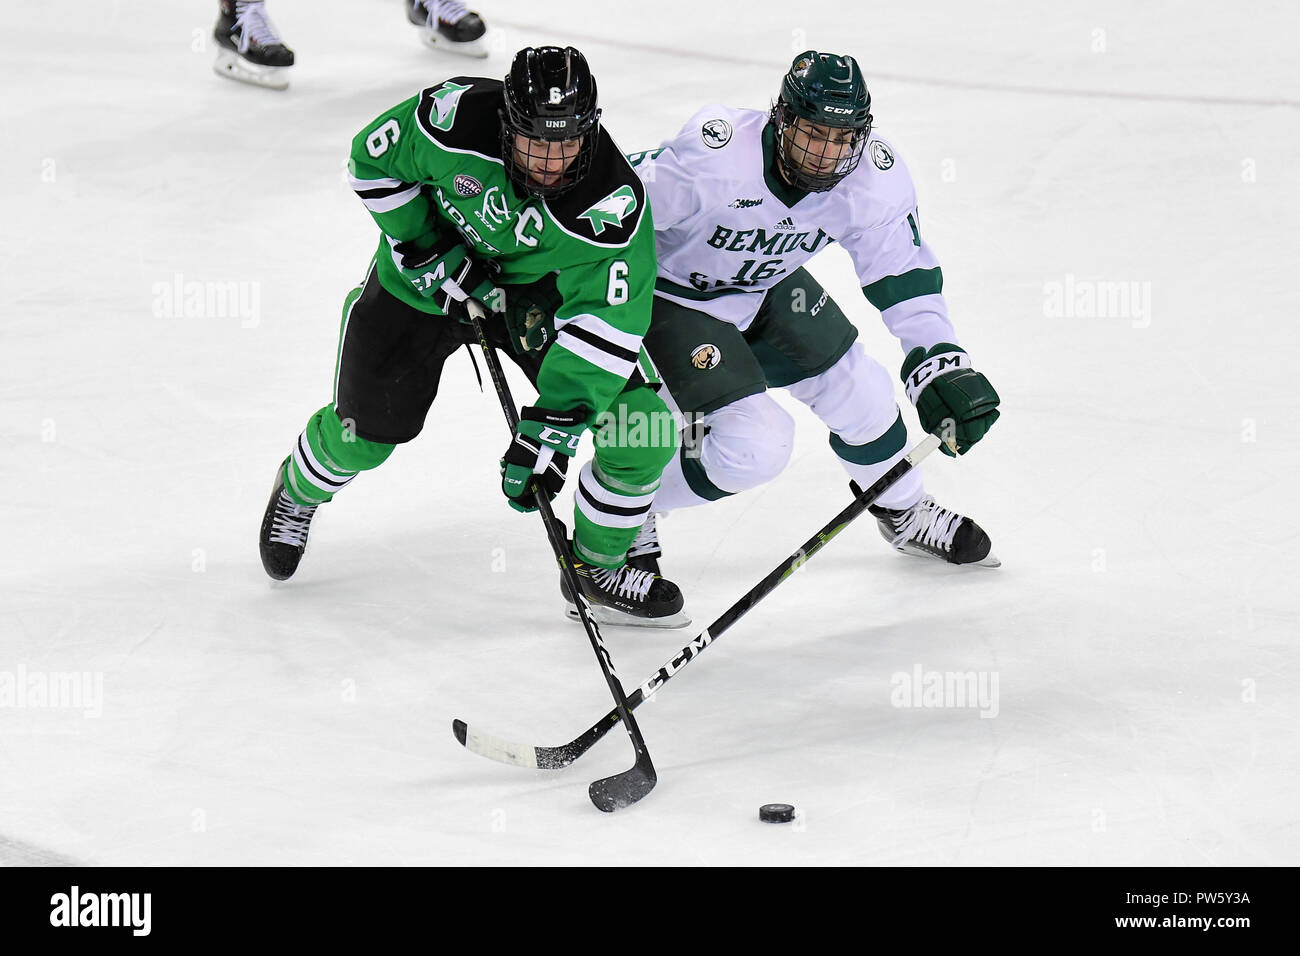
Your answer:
503,285 -> 562,354
499,405 -> 588,513
391,235 -> 497,316
901,343 -> 1000,456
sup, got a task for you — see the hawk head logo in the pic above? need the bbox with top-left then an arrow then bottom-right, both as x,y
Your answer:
428,81 -> 472,132
578,184 -> 639,236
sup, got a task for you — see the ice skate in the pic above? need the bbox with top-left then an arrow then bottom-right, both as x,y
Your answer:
213,0 -> 294,90
560,546 -> 690,628
624,512 -> 662,574
407,0 -> 490,58
865,491 -> 999,568
259,460 -> 319,580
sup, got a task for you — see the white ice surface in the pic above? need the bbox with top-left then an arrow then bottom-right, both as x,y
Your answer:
1,1 -> 1297,865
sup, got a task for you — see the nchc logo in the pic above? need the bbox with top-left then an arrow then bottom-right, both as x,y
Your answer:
50,886 -> 151,936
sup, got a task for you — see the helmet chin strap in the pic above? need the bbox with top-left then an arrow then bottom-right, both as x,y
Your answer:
774,133 -> 796,187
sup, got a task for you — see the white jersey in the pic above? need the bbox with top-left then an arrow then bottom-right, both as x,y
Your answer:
632,105 -> 957,354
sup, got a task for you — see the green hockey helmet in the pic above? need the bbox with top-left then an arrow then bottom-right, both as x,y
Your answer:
771,51 -> 873,191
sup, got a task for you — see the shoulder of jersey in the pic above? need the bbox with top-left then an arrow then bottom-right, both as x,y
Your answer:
414,77 -> 504,159
862,134 -> 905,177
841,135 -> 917,220
544,129 -> 648,248
676,103 -> 763,155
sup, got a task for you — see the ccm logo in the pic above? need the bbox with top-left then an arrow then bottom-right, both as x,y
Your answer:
538,426 -> 580,451
823,106 -> 854,114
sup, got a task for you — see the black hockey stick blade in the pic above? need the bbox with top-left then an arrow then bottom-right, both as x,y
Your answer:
589,755 -> 657,812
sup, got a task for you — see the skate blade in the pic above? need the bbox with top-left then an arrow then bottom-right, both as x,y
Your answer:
419,31 -> 490,58
892,542 -> 1001,568
564,603 -> 692,629
213,50 -> 291,90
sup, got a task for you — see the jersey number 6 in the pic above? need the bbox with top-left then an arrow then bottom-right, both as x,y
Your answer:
365,119 -> 401,158
607,261 -> 629,306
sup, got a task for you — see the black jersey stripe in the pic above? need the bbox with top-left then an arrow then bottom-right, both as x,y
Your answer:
560,323 -> 639,364
353,181 -> 419,200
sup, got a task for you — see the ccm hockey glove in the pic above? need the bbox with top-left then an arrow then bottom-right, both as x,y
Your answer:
500,405 -> 588,513
391,234 -> 497,316
901,343 -> 1000,456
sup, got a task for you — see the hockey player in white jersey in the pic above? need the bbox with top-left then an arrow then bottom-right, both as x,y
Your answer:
626,51 -> 1002,571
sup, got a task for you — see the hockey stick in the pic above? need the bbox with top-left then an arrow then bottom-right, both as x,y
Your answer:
452,431 -> 942,769
463,299 -> 655,812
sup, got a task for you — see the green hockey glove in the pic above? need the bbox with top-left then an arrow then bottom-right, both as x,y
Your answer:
502,283 -> 562,354
391,235 -> 497,316
500,405 -> 588,513
901,343 -> 1000,456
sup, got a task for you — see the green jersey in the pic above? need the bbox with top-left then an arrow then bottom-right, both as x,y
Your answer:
346,77 -> 657,420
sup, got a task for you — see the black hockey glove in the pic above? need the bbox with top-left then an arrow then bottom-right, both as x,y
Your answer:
901,343 -> 1000,456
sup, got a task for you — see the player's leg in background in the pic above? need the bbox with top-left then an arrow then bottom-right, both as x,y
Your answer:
784,345 -> 922,510
212,0 -> 295,91
259,262 -> 466,580
642,298 -> 794,513
763,270 -> 997,566
750,267 -> 923,510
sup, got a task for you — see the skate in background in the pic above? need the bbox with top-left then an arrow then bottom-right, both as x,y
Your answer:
212,0 -> 489,91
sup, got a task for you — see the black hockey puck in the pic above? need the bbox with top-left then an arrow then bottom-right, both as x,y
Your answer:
759,803 -> 795,824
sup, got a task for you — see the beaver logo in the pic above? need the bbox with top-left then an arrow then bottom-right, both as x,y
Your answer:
690,343 -> 721,370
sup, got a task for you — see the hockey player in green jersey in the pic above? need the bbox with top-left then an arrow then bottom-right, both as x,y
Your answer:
258,46 -> 688,627
625,52 -> 1002,573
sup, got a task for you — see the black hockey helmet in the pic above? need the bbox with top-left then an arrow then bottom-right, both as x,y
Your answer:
501,46 -> 602,198
771,51 -> 873,191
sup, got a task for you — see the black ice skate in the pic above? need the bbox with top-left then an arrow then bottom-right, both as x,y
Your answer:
560,546 -> 690,629
259,461 -> 319,580
407,0 -> 489,58
213,0 -> 295,90
625,512 -> 662,575
863,489 -> 1000,568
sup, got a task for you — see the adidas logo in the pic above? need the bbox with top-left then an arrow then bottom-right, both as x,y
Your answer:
774,217 -> 795,231
728,197 -> 763,209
